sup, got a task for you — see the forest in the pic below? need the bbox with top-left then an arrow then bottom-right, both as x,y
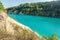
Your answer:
7,1 -> 60,17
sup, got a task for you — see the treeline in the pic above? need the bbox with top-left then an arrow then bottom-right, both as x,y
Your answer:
7,1 -> 60,17
0,2 -> 6,12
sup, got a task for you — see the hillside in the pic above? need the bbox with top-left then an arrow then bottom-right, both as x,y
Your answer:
0,2 -> 41,40
7,1 -> 60,17
0,1 -> 58,40
0,12 -> 41,40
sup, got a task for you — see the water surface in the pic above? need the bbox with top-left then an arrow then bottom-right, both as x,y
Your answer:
8,14 -> 60,38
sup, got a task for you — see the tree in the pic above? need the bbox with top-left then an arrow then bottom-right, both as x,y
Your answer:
0,1 -> 6,12
48,33 -> 58,40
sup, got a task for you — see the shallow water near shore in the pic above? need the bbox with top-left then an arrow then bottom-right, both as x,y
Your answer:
8,14 -> 60,38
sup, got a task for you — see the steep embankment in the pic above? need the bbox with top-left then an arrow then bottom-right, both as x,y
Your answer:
0,12 -> 41,40
0,2 -> 41,40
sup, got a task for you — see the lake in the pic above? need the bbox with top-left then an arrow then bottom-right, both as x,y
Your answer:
8,14 -> 60,38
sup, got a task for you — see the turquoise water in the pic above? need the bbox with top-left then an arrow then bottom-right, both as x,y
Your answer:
8,14 -> 60,38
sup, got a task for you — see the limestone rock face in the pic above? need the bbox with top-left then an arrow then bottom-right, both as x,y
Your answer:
0,12 -> 41,40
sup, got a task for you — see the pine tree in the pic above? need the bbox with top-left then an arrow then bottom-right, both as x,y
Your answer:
48,33 -> 58,40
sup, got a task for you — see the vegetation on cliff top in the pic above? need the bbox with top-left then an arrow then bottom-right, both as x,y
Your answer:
0,2 -> 6,12
7,1 -> 60,17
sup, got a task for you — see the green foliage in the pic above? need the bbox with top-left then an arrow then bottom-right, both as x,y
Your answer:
41,33 -> 58,40
7,1 -> 60,17
0,2 -> 6,12
42,35 -> 47,40
41,35 -> 47,40
48,33 -> 58,40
